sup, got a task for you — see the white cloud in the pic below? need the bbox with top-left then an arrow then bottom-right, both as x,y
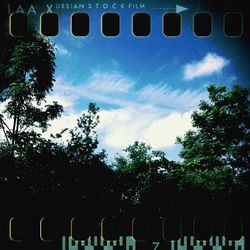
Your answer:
47,78 -> 80,114
0,103 -> 193,157
0,101 -> 5,113
98,108 -> 146,148
40,71 -> 204,152
43,113 -> 78,141
96,108 -> 193,150
0,102 -> 7,141
142,111 -> 193,148
0,70 -> 204,161
183,53 -> 229,80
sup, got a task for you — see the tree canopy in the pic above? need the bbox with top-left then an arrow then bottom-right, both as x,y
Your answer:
176,84 -> 250,193
0,29 -> 62,155
0,30 -> 56,99
0,28 -> 249,219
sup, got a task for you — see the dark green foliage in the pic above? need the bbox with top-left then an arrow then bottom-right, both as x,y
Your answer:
0,29 -> 62,150
176,84 -> 250,193
114,141 -> 176,213
67,102 -> 106,166
0,30 -> 55,100
0,29 -> 64,193
0,28 -> 249,220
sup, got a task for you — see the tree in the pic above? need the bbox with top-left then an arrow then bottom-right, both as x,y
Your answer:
63,103 -> 118,215
0,29 -> 55,98
114,141 -> 174,212
0,30 -> 62,149
0,29 -> 63,184
67,102 -> 105,165
176,84 -> 250,192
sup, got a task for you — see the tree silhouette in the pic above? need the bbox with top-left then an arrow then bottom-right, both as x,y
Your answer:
176,84 -> 250,194
0,30 -> 62,150
0,27 -> 249,231
0,29 -> 63,186
67,102 -> 105,166
114,141 -> 175,213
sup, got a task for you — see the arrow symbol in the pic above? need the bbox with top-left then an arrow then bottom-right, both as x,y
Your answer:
176,5 -> 188,13
151,4 -> 189,12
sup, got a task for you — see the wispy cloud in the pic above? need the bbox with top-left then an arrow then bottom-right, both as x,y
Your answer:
0,70 -> 206,159
50,73 -> 206,111
183,53 -> 229,80
48,72 -> 136,109
41,71 -> 205,155
137,84 -> 207,110
0,69 -> 202,161
55,44 -> 72,56
155,64 -> 167,73
87,71 -> 134,93
61,29 -> 87,49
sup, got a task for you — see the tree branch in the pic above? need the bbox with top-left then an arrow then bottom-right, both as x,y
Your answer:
0,116 -> 12,133
12,101 -> 17,145
0,121 -> 10,145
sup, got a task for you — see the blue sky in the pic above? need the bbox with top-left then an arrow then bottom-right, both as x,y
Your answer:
8,1 -> 248,162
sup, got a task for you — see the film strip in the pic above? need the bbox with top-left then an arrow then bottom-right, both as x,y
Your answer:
0,0 -> 249,249
62,235 -> 245,250
5,216 -> 246,241
7,12 -> 243,37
